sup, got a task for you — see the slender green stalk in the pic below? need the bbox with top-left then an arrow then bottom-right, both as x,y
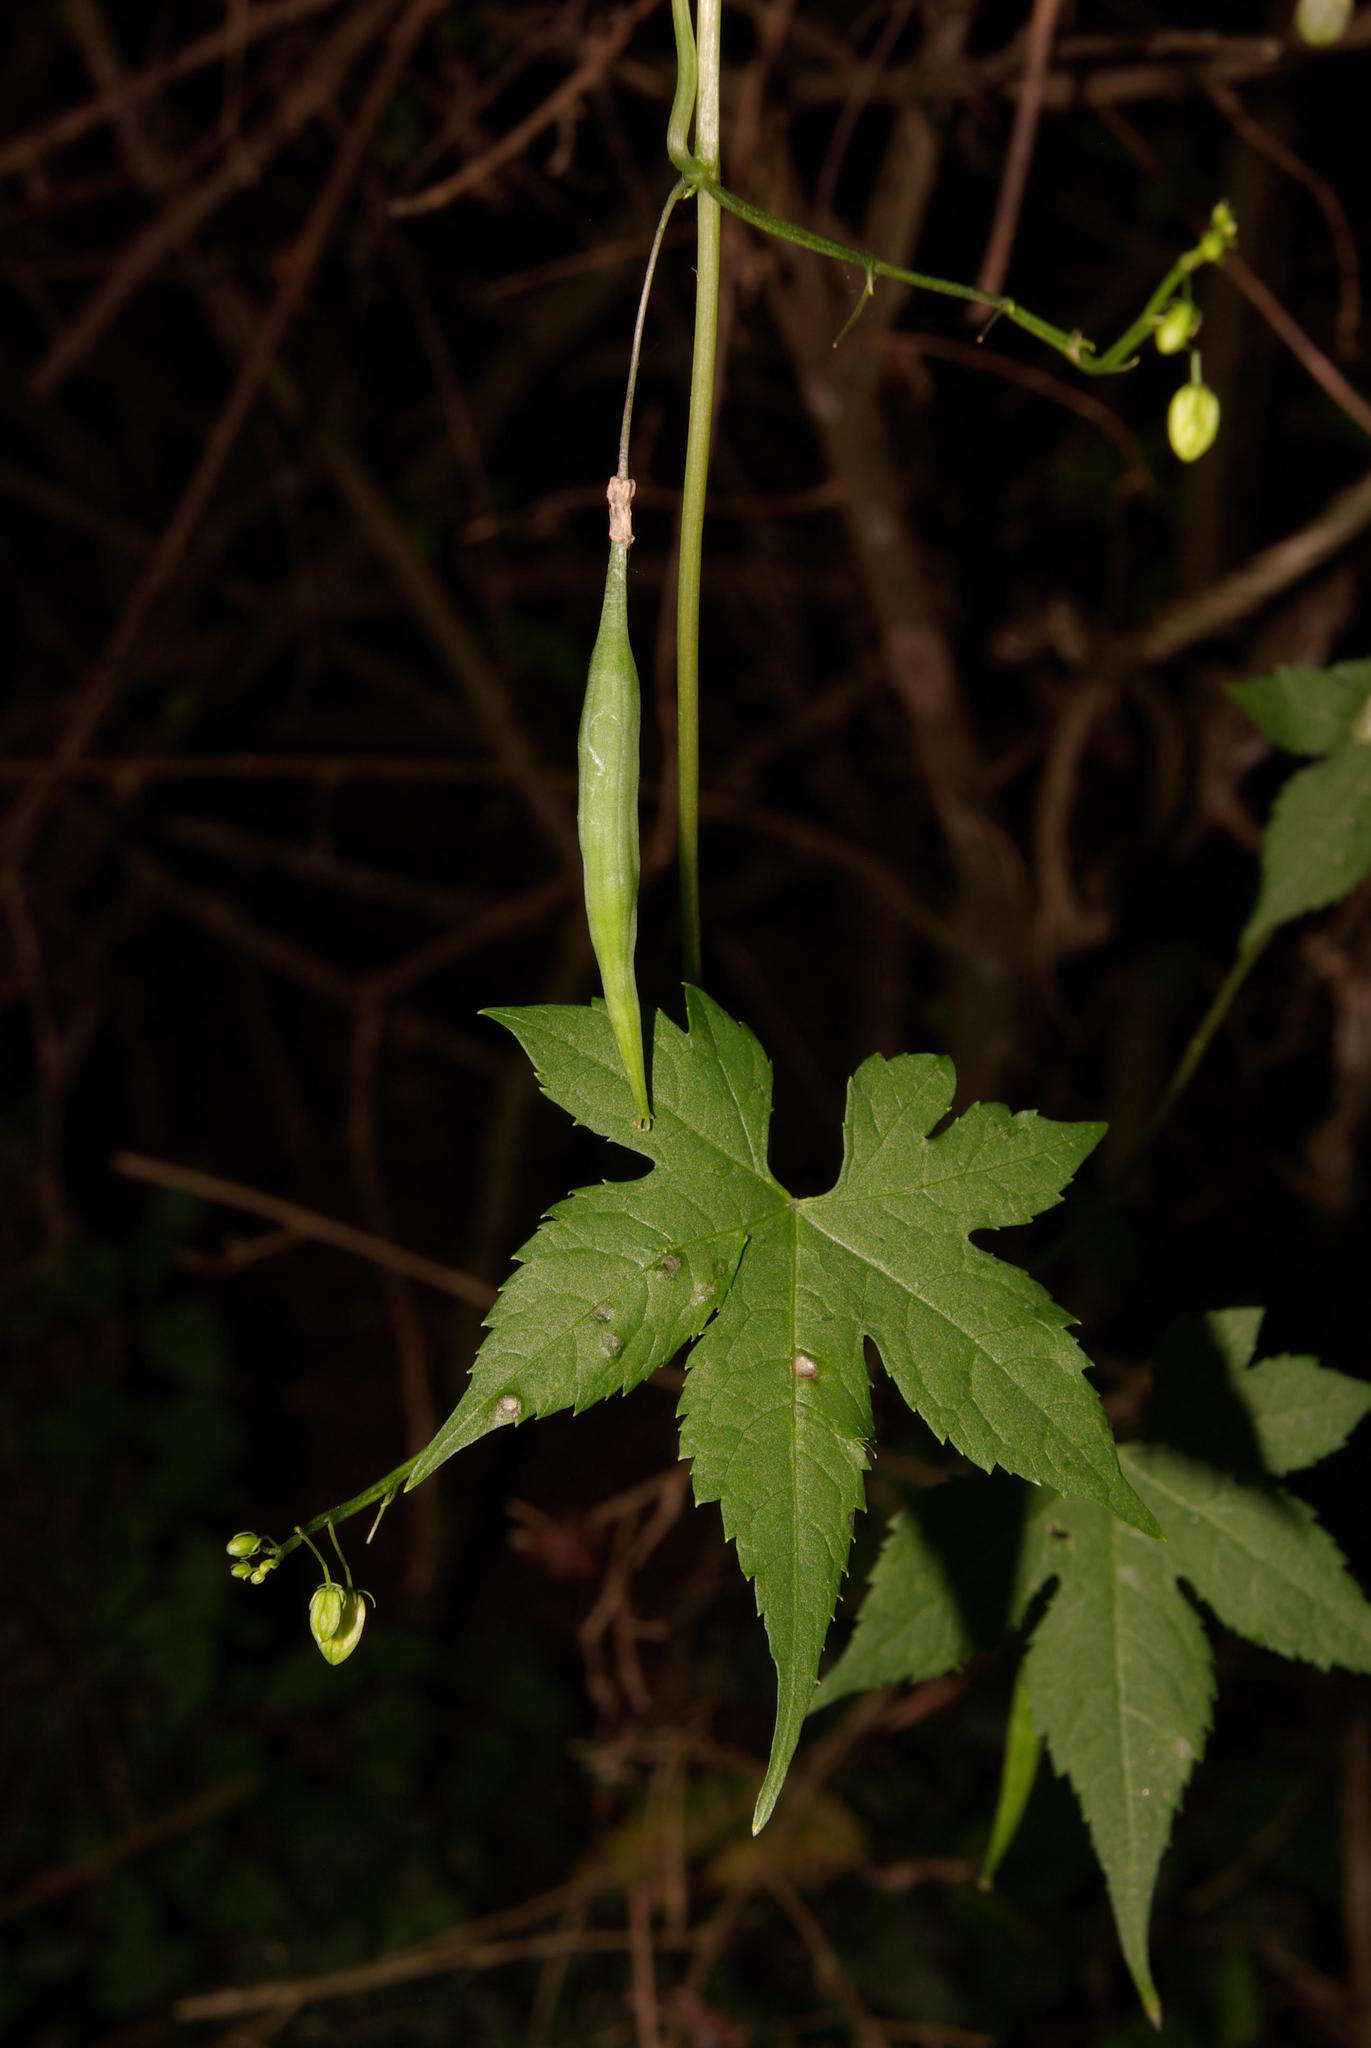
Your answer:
676,0 -> 722,985
294,1523 -> 334,1581
692,173 -> 1233,378
1122,934 -> 1270,1176
618,179 -> 688,482
1034,931 -> 1271,1281
271,1456 -> 418,1563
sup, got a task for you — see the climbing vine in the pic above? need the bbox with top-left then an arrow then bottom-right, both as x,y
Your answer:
231,5 -> 1371,2023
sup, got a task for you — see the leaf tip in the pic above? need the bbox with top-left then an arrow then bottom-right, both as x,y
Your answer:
1116,1482 -> 1164,1543
1126,1936 -> 1163,2027
751,1731 -> 799,1835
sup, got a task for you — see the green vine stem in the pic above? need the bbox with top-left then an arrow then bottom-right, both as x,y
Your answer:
664,1 -> 1232,380
1031,931 -> 1273,1284
674,0 -> 721,985
269,1456 -> 418,1565
693,174 -> 1234,378
1118,931 -> 1271,1180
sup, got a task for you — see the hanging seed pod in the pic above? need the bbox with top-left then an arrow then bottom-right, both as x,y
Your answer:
1155,302 -> 1201,356
1168,376 -> 1221,463
314,1589 -> 368,1666
309,1582 -> 345,1649
578,479 -> 652,1129
1296,0 -> 1352,46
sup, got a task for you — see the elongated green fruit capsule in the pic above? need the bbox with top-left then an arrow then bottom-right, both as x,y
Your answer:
578,478 -> 651,1129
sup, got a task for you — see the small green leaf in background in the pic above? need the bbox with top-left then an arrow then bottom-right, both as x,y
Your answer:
1148,1305 -> 1371,1478
1230,660 -> 1371,756
409,988 -> 1147,1831
816,1308 -> 1371,2024
811,1473 -> 1048,1711
1232,660 -> 1371,946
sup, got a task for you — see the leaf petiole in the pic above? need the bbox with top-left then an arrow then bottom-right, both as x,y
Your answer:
272,1456 -> 421,1565
677,168 -> 1234,382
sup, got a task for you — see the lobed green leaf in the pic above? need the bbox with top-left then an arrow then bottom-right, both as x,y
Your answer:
823,1308 -> 1371,2021
410,988 -> 1145,1828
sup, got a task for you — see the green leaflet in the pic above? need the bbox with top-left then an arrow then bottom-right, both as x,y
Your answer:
818,1308 -> 1371,2022
1024,1489 -> 1213,2028
406,987 -> 777,1475
409,988 -> 1149,1831
1148,1305 -> 1371,1479
1243,740 -> 1371,947
1230,660 -> 1371,756
804,1059 -> 1140,1524
680,1203 -> 872,1833
1233,659 -> 1371,947
812,1473 -> 1052,1711
1126,1444 -> 1371,1671
403,1175 -> 748,1465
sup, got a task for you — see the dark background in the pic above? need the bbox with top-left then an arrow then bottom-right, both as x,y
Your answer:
3,3 -> 1370,2043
